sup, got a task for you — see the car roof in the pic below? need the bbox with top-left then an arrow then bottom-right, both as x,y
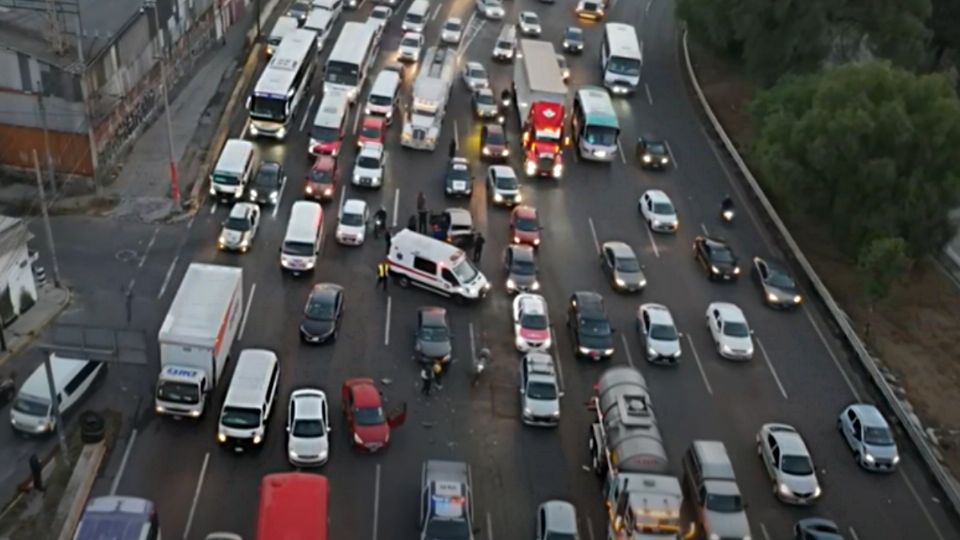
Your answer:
446,16 -> 462,24
848,404 -> 889,427
485,123 -> 505,135
641,303 -> 674,326
362,115 -> 385,127
709,302 -> 745,321
603,241 -> 636,258
509,244 -> 536,262
644,189 -> 671,204
513,205 -> 537,219
521,10 -> 537,18
228,202 -> 257,218
572,291 -> 604,313
446,207 -> 473,226
311,155 -> 336,170
490,164 -> 514,176
345,378 -> 380,407
342,199 -> 367,214
518,293 -> 547,314
540,500 -> 578,533
765,423 -> 808,454
703,236 -> 730,249
359,142 -> 384,157
310,282 -> 342,298
292,390 -> 325,417
418,306 -> 447,325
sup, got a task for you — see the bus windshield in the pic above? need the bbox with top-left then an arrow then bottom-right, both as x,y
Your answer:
607,56 -> 642,77
584,125 -> 618,146
250,94 -> 287,120
325,61 -> 359,86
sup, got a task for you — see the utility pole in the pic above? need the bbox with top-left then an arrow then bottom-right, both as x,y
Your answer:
147,1 -> 182,208
33,150 -> 62,288
255,0 -> 262,41
42,354 -> 69,458
37,84 -> 58,198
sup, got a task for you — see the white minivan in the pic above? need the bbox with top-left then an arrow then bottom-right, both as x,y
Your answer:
387,229 -> 490,301
217,349 -> 279,451
210,139 -> 257,201
365,70 -> 402,124
281,201 -> 325,274
402,0 -> 430,33
10,354 -> 105,435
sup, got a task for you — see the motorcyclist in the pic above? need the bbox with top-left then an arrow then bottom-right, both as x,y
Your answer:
721,195 -> 734,212
472,347 -> 491,386
500,88 -> 512,108
373,206 -> 388,238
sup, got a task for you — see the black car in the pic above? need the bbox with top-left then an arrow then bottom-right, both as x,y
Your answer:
794,518 -> 845,540
693,236 -> 740,281
300,283 -> 344,343
481,123 -> 510,161
444,157 -> 474,197
286,1 -> 310,23
567,291 -> 615,360
636,135 -> 670,170
248,160 -> 286,205
561,26 -> 584,54
753,256 -> 802,308
415,307 -> 452,364
504,245 -> 539,293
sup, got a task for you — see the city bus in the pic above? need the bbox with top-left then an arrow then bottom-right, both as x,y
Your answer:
572,86 -> 620,162
247,28 -> 318,139
601,23 -> 642,95
324,21 -> 380,103
256,473 -> 329,540
74,496 -> 160,540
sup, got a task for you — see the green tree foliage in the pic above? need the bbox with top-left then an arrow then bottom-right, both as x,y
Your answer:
929,0 -> 960,66
676,0 -> 740,54
732,0 -> 832,83
832,0 -> 930,68
857,237 -> 912,304
752,62 -> 960,257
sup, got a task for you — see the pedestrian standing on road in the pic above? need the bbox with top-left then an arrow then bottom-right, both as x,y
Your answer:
384,229 -> 392,254
432,360 -> 444,389
417,192 -> 428,233
29,454 -> 43,492
420,366 -> 433,395
377,260 -> 389,291
408,214 -> 418,232
473,233 -> 485,263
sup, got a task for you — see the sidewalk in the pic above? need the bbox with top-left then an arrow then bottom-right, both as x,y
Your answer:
0,283 -> 71,369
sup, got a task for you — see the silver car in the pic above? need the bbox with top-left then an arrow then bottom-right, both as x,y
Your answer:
517,11 -> 541,36
472,87 -> 499,119
600,241 -> 647,292
838,404 -> 900,471
706,302 -> 754,360
519,352 -> 561,427
441,17 -> 464,45
353,142 -> 386,188
757,423 -> 822,505
286,389 -> 330,467
218,202 -> 260,253
462,61 -> 490,90
636,303 -> 681,365
536,500 -> 580,540
476,0 -> 505,19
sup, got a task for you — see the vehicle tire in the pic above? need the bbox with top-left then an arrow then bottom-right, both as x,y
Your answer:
397,275 -> 410,288
80,411 -> 105,444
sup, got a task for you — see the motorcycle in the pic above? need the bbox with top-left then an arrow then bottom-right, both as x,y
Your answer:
472,348 -> 490,386
0,376 -> 15,407
721,208 -> 735,223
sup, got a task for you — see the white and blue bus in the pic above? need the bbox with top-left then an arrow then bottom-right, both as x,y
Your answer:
74,496 -> 160,540
247,28 -> 318,139
572,86 -> 620,162
324,21 -> 380,103
601,23 -> 642,95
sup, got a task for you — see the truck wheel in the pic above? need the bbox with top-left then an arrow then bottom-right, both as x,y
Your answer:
397,276 -> 410,288
80,411 -> 105,444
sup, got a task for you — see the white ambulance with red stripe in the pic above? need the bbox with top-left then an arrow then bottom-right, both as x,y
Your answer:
387,230 -> 490,301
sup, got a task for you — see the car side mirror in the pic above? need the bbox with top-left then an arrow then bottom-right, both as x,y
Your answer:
678,332 -> 684,338
750,329 -> 755,335
327,426 -> 332,433
559,391 -> 565,398
285,426 -> 290,432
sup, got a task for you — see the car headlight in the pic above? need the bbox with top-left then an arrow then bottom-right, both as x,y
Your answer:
892,455 -> 900,464
305,185 -> 314,194
353,433 -> 363,445
533,238 -> 540,245
506,278 -> 516,290
513,236 -> 521,243
502,148 -> 510,156
733,266 -> 741,274
248,123 -> 259,135
494,193 -> 504,202
710,265 -> 720,274
324,187 -> 333,196
155,405 -> 166,414
603,348 -> 615,355
253,433 -> 263,445
289,450 -> 299,459
248,189 -> 258,199
594,150 -> 608,158
638,279 -> 647,287
189,410 -> 201,417
218,236 -> 227,245
525,161 -> 537,176
276,127 -> 286,138
578,346 -> 590,355
615,278 -> 626,287
643,154 -> 652,163
551,410 -> 561,417
515,193 -> 522,202
523,407 -> 533,417
353,173 -> 361,182
864,453 -> 875,463
209,187 -> 217,196
661,157 -> 669,164
721,344 -> 733,353
531,281 -> 540,291
218,432 -> 227,443
793,295 -> 802,304
767,292 -> 779,303
552,164 -> 563,177
709,534 -> 721,540
269,191 -> 279,201
813,486 -> 822,498
647,346 -> 657,357
778,483 -> 792,496
365,106 -> 372,115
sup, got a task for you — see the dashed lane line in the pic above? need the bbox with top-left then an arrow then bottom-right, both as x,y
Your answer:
588,217 -> 600,254
181,452 -> 210,540
755,337 -> 788,399
620,333 -> 635,368
685,334 -> 714,396
384,296 -> 392,346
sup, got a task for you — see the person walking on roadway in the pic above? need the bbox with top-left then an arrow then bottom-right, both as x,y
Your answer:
417,192 -> 428,233
377,261 -> 389,291
473,233 -> 485,263
420,366 -> 433,395
408,214 -> 418,232
384,229 -> 392,255
432,360 -> 444,389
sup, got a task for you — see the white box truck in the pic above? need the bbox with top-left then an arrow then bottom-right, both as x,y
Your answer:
155,263 -> 243,419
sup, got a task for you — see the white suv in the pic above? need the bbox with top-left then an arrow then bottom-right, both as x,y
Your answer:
336,199 -> 369,245
353,142 -> 386,188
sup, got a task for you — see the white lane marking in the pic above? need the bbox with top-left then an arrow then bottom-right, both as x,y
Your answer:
453,119 -> 459,151
272,179 -> 287,218
429,2 -> 442,22
210,201 -> 217,215
685,334 -> 714,395
138,227 -> 159,270
620,334 -> 635,368
384,296 -> 392,346
352,103 -> 363,135
586,517 -> 596,540
372,463 -> 381,540
664,140 -> 678,169
157,253 -> 179,299
700,222 -> 709,236
646,0 -> 653,13
759,522 -> 771,540
898,468 -> 947,540
551,329 -> 564,393
802,307 -> 861,400
391,188 -> 400,227
299,94 -> 315,131
755,337 -> 788,399
588,217 -> 600,254
469,322 -> 477,364
848,527 -> 861,540
458,17 -> 485,57
187,213 -> 196,230
643,224 -> 660,258
486,511 -> 494,540
644,84 -> 653,105
339,180 -> 347,211
239,283 -> 257,340
181,452 -> 210,540
616,139 -> 626,164
109,428 -> 137,495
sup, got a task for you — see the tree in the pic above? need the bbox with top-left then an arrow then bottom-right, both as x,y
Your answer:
676,0 -> 741,55
928,0 -> 960,68
831,0 -> 931,68
752,61 -> 960,258
857,236 -> 912,305
732,0 -> 833,83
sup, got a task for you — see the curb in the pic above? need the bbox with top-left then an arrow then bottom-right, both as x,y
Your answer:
0,286 -> 73,369
55,442 -> 106,540
680,28 -> 960,519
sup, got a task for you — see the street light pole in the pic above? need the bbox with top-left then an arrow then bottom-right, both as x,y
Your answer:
148,2 -> 181,208
255,0 -> 262,41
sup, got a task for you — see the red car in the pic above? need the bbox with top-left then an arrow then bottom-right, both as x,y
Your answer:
357,116 -> 386,147
510,205 -> 542,247
304,155 -> 338,202
341,378 -> 405,453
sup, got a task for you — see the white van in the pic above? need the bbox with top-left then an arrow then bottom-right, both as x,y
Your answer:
10,354 -> 105,434
365,70 -> 402,124
492,25 -> 517,61
303,10 -> 335,52
210,139 -> 256,201
281,201 -> 324,274
387,229 -> 490,301
217,349 -> 279,450
309,90 -> 351,156
402,0 -> 430,33
266,16 -> 299,56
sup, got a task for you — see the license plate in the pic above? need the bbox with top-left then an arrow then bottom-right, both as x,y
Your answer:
453,181 -> 466,191
361,178 -> 371,186
723,275 -> 731,280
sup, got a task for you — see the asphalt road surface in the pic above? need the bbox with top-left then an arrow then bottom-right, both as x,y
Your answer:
99,0 -> 960,538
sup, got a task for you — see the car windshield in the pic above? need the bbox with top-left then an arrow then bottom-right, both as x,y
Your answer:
495,173 -> 518,189
358,155 -> 381,169
156,381 -> 201,404
522,14 -> 538,24
653,202 -> 675,215
224,216 -> 250,232
485,130 -> 505,145
253,167 -> 280,188
341,212 -> 364,227
781,454 -> 814,476
425,519 -> 471,539
305,296 -> 336,320
864,426 -> 895,446
309,168 -> 333,183
565,28 -> 582,40
705,493 -> 744,513
527,381 -> 558,400
12,395 -> 50,416
372,10 -> 388,19
511,258 -> 536,275
282,240 -> 315,256
607,56 -> 642,76
452,260 -> 479,283
515,216 -> 538,231
584,125 -> 618,146
521,313 -> 548,330
221,406 -> 261,429
406,13 -> 423,23
445,21 -> 461,31
401,36 -> 420,47
497,40 -> 512,50
615,257 -> 640,272
646,142 -> 667,154
212,173 -> 241,186
469,68 -> 486,80
419,324 -> 449,342
723,321 -> 750,338
293,417 -> 325,437
650,323 -> 678,341
581,317 -> 611,337
476,93 -> 495,105
360,125 -> 383,139
354,406 -> 386,426
448,166 -> 470,181
545,534 -> 577,540
767,268 -> 796,289
710,245 -> 735,263
311,126 -> 340,142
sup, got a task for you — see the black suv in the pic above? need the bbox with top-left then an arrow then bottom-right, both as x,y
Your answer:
567,291 -> 615,360
693,236 -> 740,281
636,135 -> 670,170
444,157 -> 474,197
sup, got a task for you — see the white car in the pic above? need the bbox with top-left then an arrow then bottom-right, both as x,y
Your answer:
757,423 -> 822,505
639,190 -> 679,233
517,11 -> 542,36
519,352 -> 561,426
513,293 -> 552,352
636,303 -> 681,365
286,388 -> 331,467
441,17 -> 464,45
369,6 -> 392,30
336,199 -> 369,245
837,403 -> 900,471
476,0 -> 505,19
555,54 -> 570,82
398,32 -> 424,63
218,202 -> 260,252
353,142 -> 386,188
487,165 -> 521,206
462,61 -> 490,90
705,302 -> 754,360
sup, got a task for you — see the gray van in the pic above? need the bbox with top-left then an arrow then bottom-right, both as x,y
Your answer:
682,440 -> 752,540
